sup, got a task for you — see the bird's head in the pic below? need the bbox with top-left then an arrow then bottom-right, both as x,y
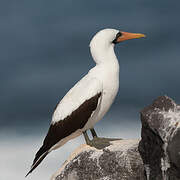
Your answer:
90,28 -> 145,46
90,28 -> 145,64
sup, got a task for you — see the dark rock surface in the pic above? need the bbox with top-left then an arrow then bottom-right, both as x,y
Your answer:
51,140 -> 145,180
139,96 -> 180,180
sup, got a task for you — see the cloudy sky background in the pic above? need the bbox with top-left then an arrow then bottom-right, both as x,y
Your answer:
1,0 -> 180,179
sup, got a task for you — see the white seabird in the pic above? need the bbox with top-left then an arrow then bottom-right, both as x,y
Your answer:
26,28 -> 145,176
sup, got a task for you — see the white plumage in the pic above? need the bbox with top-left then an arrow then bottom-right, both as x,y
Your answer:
52,76 -> 103,124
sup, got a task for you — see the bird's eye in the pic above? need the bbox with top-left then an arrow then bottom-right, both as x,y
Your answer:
116,32 -> 122,38
112,32 -> 122,44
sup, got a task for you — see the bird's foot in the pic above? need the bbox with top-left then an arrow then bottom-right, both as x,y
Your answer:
86,137 -> 122,150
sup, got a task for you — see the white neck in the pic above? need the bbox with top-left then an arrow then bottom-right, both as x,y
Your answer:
90,38 -> 117,60
89,28 -> 120,74
90,42 -> 119,69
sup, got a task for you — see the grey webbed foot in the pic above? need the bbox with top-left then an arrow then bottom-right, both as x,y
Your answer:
89,137 -> 122,149
83,130 -> 122,150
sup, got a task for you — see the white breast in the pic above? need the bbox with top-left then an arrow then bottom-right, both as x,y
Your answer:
83,61 -> 119,129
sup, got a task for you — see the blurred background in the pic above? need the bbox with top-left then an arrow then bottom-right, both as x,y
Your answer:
1,0 -> 180,179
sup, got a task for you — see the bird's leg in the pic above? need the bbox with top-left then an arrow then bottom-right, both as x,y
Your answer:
83,131 -> 91,145
83,129 -> 122,150
90,128 -> 120,142
90,128 -> 98,138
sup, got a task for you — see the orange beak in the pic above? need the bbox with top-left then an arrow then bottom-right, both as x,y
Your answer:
116,31 -> 146,43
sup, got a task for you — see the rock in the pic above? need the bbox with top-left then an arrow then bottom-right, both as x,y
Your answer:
138,96 -> 180,179
51,139 -> 145,180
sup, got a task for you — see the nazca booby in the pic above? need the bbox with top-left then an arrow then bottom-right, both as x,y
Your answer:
26,28 -> 145,176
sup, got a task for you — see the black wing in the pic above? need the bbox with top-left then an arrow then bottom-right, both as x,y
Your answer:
26,92 -> 101,177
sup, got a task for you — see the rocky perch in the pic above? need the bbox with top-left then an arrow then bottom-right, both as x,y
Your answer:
139,96 -> 180,179
51,140 -> 144,180
51,96 -> 180,180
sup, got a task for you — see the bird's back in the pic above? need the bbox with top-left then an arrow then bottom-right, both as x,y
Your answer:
52,72 -> 103,124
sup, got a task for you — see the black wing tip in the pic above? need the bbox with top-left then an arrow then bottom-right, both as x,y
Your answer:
25,151 -> 49,178
25,171 -> 31,178
25,164 -> 35,178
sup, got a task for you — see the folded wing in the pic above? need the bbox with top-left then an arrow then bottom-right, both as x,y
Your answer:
26,76 -> 102,176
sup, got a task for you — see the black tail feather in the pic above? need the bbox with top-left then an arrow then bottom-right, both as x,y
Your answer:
25,150 -> 49,177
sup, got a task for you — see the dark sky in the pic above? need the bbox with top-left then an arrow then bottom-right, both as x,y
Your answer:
1,0 -> 180,129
